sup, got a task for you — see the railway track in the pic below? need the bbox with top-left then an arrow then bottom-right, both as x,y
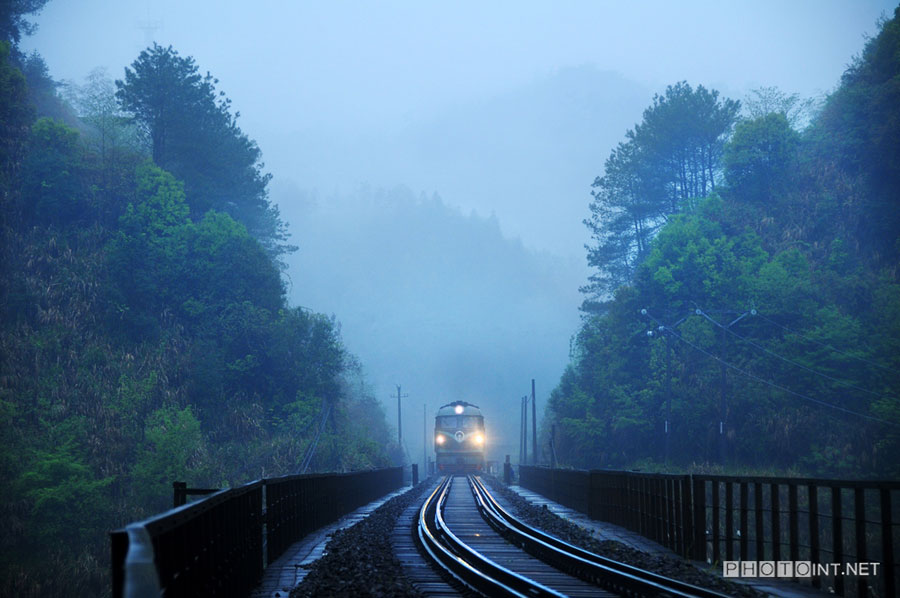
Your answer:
417,475 -> 732,598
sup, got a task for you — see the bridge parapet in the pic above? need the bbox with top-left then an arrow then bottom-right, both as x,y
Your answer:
519,465 -> 899,598
111,467 -> 403,598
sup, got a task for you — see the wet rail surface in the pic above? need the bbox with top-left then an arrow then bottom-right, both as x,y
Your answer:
416,475 -> 732,598
442,476 -> 608,597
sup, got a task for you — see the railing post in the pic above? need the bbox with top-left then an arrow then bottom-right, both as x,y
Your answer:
809,483 -> 820,589
754,482 -> 764,561
668,477 -> 677,552
712,479 -> 720,564
881,488 -> 895,598
724,481 -> 733,561
173,481 -> 187,507
653,477 -> 662,544
680,475 -> 692,558
692,476 -> 706,561
412,463 -> 418,486
771,483 -> 780,562
789,483 -> 799,566
855,487 -> 866,598
832,486 -> 844,596
588,470 -> 598,520
739,482 -> 748,561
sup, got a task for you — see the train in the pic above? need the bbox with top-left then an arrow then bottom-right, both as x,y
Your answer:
434,400 -> 486,473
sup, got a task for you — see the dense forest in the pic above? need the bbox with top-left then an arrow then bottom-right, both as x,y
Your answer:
548,8 -> 900,478
0,3 -> 396,596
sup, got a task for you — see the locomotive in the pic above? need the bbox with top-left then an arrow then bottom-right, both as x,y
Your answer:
434,400 -> 486,473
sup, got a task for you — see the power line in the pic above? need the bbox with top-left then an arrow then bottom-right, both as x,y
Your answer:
697,309 -> 887,399
661,323 -> 896,427
756,312 -> 897,374
299,401 -> 332,474
229,398 -> 324,482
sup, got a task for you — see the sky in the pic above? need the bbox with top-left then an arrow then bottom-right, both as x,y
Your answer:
24,1 -> 893,254
20,0 -> 896,469
26,2 -> 891,119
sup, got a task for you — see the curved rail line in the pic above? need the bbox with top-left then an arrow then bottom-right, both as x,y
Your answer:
417,475 -> 564,597
418,475 -> 732,598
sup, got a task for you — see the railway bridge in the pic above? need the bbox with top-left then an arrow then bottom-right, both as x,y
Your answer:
111,466 -> 898,598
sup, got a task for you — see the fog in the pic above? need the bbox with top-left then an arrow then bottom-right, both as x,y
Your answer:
23,0 -> 894,468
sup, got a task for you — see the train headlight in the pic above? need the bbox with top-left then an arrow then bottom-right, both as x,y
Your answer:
454,405 -> 464,414
474,434 -> 484,445
436,434 -> 445,445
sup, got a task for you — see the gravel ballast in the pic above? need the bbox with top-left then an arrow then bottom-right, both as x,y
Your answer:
289,475 -> 764,597
289,482 -> 429,598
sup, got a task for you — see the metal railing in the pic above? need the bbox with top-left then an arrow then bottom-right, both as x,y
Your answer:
518,466 -> 899,598
111,467 -> 403,598
265,468 -> 403,565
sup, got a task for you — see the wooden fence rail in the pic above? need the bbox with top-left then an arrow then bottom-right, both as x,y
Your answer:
518,465 -> 899,598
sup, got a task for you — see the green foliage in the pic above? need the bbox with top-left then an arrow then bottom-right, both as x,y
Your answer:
132,405 -> 204,511
0,36 -> 389,597
105,162 -> 189,339
583,82 -> 740,306
21,117 -> 87,225
0,40 -> 32,207
638,200 -> 769,312
723,112 -> 800,202
0,0 -> 51,45
16,444 -> 113,548
115,43 -> 292,257
555,16 -> 900,475
811,6 -> 900,267
127,160 -> 189,237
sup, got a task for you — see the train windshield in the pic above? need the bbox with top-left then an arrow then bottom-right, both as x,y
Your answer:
438,415 -> 481,429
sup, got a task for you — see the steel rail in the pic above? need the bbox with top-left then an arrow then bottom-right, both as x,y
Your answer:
416,476 -> 565,598
469,475 -> 732,598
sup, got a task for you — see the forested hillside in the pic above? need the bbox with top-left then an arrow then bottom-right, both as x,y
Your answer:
549,8 -> 900,478
0,6 -> 395,596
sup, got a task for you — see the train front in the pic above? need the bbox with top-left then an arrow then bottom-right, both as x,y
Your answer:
434,400 -> 486,473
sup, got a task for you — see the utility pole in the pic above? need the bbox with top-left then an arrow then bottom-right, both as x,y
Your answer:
664,331 -> 671,464
395,385 -> 408,444
641,308 -> 700,466
136,7 -> 162,46
550,423 -> 557,469
520,395 -> 528,465
423,403 -> 427,476
696,308 -> 755,466
719,322 -> 727,465
531,379 -> 537,465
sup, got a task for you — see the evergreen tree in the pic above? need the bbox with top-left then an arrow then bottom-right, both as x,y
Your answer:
115,44 -> 292,257
814,5 -> 900,267
583,82 -> 739,308
0,40 -> 32,223
0,0 -> 50,46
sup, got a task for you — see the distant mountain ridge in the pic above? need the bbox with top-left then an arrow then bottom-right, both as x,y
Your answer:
269,65 -> 650,262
